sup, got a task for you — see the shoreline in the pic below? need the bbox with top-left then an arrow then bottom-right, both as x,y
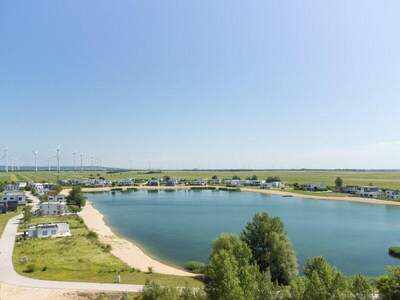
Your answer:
79,185 -> 400,207
77,201 -> 195,277
75,186 -> 400,277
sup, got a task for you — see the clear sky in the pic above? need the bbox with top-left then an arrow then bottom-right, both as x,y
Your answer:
1,1 -> 400,169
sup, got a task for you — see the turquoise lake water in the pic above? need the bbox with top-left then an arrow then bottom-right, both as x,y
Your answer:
87,190 -> 400,276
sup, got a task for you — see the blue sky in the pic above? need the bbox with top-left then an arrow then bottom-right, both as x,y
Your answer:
1,1 -> 400,169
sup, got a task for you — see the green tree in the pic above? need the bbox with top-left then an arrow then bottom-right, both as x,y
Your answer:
66,186 -> 86,209
212,175 -> 218,180
351,274 -> 373,300
23,206 -> 32,223
251,175 -> 258,180
205,234 -> 260,300
377,266 -> 400,300
241,212 -> 298,284
335,177 -> 344,189
303,256 -> 349,300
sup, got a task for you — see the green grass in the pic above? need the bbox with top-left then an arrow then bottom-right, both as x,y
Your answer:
13,214 -> 202,287
3,170 -> 400,189
0,207 -> 22,237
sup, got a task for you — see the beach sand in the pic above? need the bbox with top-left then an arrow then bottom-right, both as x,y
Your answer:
78,201 -> 195,277
241,187 -> 400,206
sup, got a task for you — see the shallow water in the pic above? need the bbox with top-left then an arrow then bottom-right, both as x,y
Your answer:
87,190 -> 400,276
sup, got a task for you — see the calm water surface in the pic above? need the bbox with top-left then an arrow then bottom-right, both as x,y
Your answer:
87,190 -> 400,276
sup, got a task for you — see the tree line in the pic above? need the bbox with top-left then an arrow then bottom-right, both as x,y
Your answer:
139,212 -> 400,300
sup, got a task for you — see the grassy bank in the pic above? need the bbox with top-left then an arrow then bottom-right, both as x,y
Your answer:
13,214 -> 202,287
3,170 -> 400,189
0,207 -> 22,237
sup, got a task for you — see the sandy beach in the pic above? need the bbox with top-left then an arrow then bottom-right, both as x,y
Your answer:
241,187 -> 400,206
78,201 -> 195,277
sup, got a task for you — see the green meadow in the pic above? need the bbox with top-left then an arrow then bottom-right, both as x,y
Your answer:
0,207 -> 21,237
13,214 -> 202,287
2,170 -> 400,189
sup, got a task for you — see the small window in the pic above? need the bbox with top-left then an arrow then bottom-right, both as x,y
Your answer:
42,230 -> 48,236
51,230 -> 57,235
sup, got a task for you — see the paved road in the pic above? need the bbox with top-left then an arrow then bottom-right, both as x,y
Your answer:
0,195 -> 144,293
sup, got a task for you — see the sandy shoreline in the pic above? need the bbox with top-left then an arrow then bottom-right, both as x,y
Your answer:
241,187 -> 400,206
78,201 -> 195,277
78,185 -> 400,206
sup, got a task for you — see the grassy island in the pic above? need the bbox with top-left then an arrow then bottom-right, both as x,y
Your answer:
389,246 -> 400,259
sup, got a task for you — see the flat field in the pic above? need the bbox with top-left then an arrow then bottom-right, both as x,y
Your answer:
2,170 -> 400,189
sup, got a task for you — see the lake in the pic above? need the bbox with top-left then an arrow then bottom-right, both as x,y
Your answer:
87,189 -> 400,276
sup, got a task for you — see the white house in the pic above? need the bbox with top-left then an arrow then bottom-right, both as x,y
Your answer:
355,186 -> 383,198
114,179 -> 134,186
1,192 -> 26,205
4,184 -> 19,192
27,223 -> 71,238
385,190 -> 400,200
302,183 -> 327,191
191,178 -> 208,186
48,195 -> 66,203
40,201 -> 68,215
260,181 -> 285,189
32,183 -> 44,195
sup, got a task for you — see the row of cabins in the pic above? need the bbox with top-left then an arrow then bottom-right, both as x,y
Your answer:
342,185 -> 400,199
145,177 -> 287,189
301,183 -> 400,200
58,178 -> 135,187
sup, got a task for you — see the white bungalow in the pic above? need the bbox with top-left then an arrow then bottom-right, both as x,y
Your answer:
48,195 -> 66,203
1,192 -> 26,205
302,183 -> 327,191
355,186 -> 383,198
260,181 -> 285,189
40,201 -> 68,215
385,190 -> 400,200
27,223 -> 71,238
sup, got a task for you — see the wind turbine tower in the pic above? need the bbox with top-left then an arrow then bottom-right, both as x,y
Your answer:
72,152 -> 76,171
32,150 -> 38,172
2,147 -> 9,173
80,153 -> 84,171
56,146 -> 61,173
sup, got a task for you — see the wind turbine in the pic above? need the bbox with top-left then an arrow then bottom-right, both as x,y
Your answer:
32,150 -> 38,172
56,146 -> 61,173
0,147 -> 9,172
72,152 -> 76,171
80,153 -> 84,171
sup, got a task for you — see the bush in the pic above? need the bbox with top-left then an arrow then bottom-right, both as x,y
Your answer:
41,266 -> 47,272
24,264 -> 36,273
87,231 -> 98,239
102,244 -> 112,252
388,246 -> 400,258
186,261 -> 206,273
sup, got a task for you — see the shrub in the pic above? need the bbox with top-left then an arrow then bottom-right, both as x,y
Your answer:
388,246 -> 400,258
24,264 -> 36,273
186,261 -> 206,273
87,231 -> 98,239
41,266 -> 47,272
102,244 -> 112,252
147,266 -> 153,274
